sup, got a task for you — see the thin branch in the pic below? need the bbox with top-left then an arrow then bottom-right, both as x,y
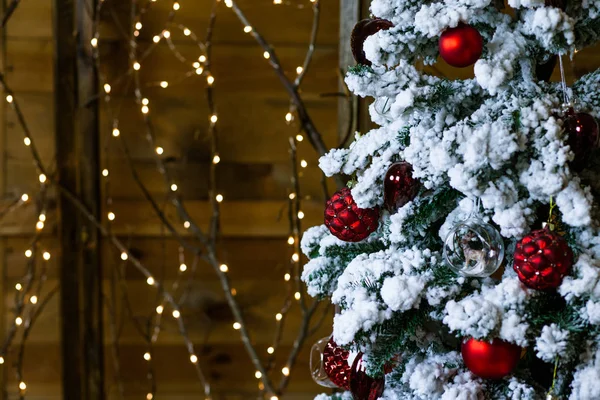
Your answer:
1,0 -> 20,28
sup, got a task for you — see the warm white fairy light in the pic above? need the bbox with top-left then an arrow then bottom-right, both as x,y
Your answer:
285,112 -> 293,122
263,51 -> 271,59
219,264 -> 228,273
120,252 -> 128,261
19,382 -> 26,390
36,221 -> 44,230
103,83 -> 111,93
284,273 -> 291,281
30,296 -> 38,305
297,211 -> 305,219
146,394 -> 153,400
199,55 -> 207,63
15,283 -> 22,291
142,98 -> 149,106
5,94 -> 13,103
153,35 -> 161,43
183,221 -> 191,229
146,276 -> 155,286
287,236 -> 295,245
179,263 -> 187,272
275,313 -> 282,321
212,155 -> 221,164
133,62 -> 141,70
39,213 -> 46,222
210,114 -> 218,123
224,0 -> 233,7
281,367 -> 290,376
24,137 -> 31,146
207,75 -> 215,85
294,292 -> 301,300
112,127 -> 120,137
231,288 -> 237,296
170,183 -> 178,192
155,147 -> 164,155
135,22 -> 142,30
233,322 -> 241,330
134,30 -> 140,38
296,66 -> 303,74
300,159 -> 308,168
39,173 -> 47,183
15,317 -> 23,326
193,61 -> 201,69
296,134 -> 303,142
156,305 -> 164,314
289,193 -> 296,200
21,194 -> 29,202
143,352 -> 151,361
273,0 -> 282,4
216,194 -> 224,203
141,105 -> 149,114
244,26 -> 252,33
42,251 -> 51,261
183,28 -> 191,36
90,38 -> 98,47
25,249 -> 32,258
190,354 -> 198,363
291,253 -> 299,262
162,30 -> 171,39
172,310 -> 181,318
173,2 -> 180,10
267,347 -> 274,354
160,81 -> 168,88
255,371 -> 262,379
102,169 -> 109,177
107,212 -> 115,221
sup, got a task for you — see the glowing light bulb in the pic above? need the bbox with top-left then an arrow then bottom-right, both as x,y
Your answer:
107,212 -> 115,221
300,160 -> 308,168
42,252 -> 51,261
121,252 -> 128,260
255,371 -> 262,379
153,35 -> 161,43
172,310 -> 180,318
263,51 -> 271,59
146,394 -> 153,400
287,236 -> 295,245
39,174 -> 47,183
294,292 -> 301,300
160,81 -> 168,88
183,28 -> 191,36
267,347 -> 274,354
183,221 -> 191,229
199,55 -> 207,63
36,221 -> 44,230
133,62 -> 141,70
24,137 -> 31,146
213,155 -> 221,164
224,0 -> 233,7
5,94 -> 13,103
141,105 -> 149,114
285,112 -> 293,122
39,213 -> 46,222
173,2 -> 180,10
179,263 -> 187,272
284,273 -> 291,281
296,66 -> 303,74
190,354 -> 198,363
30,296 -> 38,304
104,83 -> 111,93
156,147 -> 164,155
146,277 -> 155,286
156,305 -> 164,314
15,317 -> 23,326
231,288 -> 237,296
91,38 -> 98,47
21,194 -> 29,202
244,26 -> 252,33
282,367 -> 290,376
296,134 -> 304,142
135,22 -> 142,30
102,169 -> 109,177
220,264 -> 228,272
207,75 -> 215,85
216,194 -> 224,203
0,357 -> 4,364
233,322 -> 241,330
25,250 -> 32,258
297,211 -> 305,219
15,283 -> 22,291
170,184 -> 178,192
163,30 -> 171,39
289,193 -> 296,200
143,352 -> 151,361
292,253 -> 299,262
275,313 -> 282,321
112,127 -> 120,137
19,382 -> 26,390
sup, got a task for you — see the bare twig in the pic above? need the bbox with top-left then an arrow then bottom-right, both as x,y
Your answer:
1,0 -> 20,28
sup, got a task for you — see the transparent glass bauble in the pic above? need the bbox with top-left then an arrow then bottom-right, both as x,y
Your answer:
443,217 -> 504,277
372,97 -> 393,121
310,337 -> 338,388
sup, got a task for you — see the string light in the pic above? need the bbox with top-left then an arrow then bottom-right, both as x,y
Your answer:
294,292 -> 301,300
39,214 -> 46,222
142,98 -> 149,106
210,114 -> 218,123
143,352 -> 151,361
296,134 -> 303,142
263,51 -> 271,59
24,137 -> 31,146
183,221 -> 191,229
90,38 -> 98,47
21,193 -> 29,202
170,183 -> 178,192
296,66 -> 303,74
42,252 -> 51,261
285,112 -> 293,122
215,194 -> 224,202
6,94 -> 13,103
153,35 -> 161,43
255,371 -> 262,379
287,236 -> 295,245
155,147 -> 164,155
146,394 -> 153,400
190,354 -> 198,363
199,55 -> 207,63
162,30 -> 171,39
233,322 -> 241,330
121,252 -> 128,261
224,0 -> 233,7
135,22 -> 142,30
25,249 -> 32,258
273,0 -> 282,4
275,313 -> 282,321
297,211 -> 305,219
160,81 -> 168,88
141,105 -> 149,114
173,2 -> 180,10
107,212 -> 115,221
172,310 -> 180,318
133,62 -> 141,70
103,83 -> 111,93
19,382 -> 26,391
183,28 -> 191,36
207,75 -> 215,85
300,159 -> 308,168
30,296 -> 38,305
112,127 -> 120,137
196,66 -> 204,75
270,396 -> 279,400
15,283 -> 22,291
230,288 -> 237,296
212,155 -> 221,164
146,277 -> 155,286
15,317 -> 23,326
281,367 -> 290,376
244,26 -> 252,33
179,263 -> 187,272
289,193 -> 296,200
156,305 -> 164,314
219,264 -> 228,273
102,169 -> 109,177
291,253 -> 299,262
284,273 -> 291,281
39,174 -> 47,183
0,357 -> 4,364
267,347 -> 274,354
36,221 -> 44,230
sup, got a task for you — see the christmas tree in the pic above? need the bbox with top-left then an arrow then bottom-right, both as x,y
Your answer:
302,0 -> 600,398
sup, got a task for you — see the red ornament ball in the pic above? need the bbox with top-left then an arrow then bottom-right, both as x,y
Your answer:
384,162 -> 420,212
513,228 -> 573,290
351,18 -> 394,66
323,338 -> 352,390
462,338 -> 522,379
349,354 -> 385,400
325,187 -> 380,242
565,109 -> 599,172
439,23 -> 483,68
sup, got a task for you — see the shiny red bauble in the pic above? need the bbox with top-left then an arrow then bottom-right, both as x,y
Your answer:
439,23 -> 483,68
324,187 -> 380,242
323,338 -> 352,390
384,162 -> 420,212
513,228 -> 573,290
351,18 -> 394,65
350,354 -> 385,400
565,109 -> 599,172
461,338 -> 522,379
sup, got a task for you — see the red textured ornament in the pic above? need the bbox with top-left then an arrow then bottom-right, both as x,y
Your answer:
384,162 -> 420,212
439,23 -> 483,68
461,338 -> 522,380
323,338 -> 352,390
351,18 -> 394,66
325,187 -> 380,242
349,354 -> 385,400
513,228 -> 573,290
565,109 -> 600,172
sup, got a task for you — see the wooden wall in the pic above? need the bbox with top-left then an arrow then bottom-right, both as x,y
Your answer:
1,0 -> 340,398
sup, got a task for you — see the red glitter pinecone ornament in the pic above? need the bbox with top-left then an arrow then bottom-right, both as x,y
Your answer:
325,187 -> 380,242
323,338 -> 352,390
513,228 -> 573,290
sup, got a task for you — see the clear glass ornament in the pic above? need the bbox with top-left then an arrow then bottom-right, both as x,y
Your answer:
310,337 -> 338,388
443,201 -> 504,277
372,97 -> 393,121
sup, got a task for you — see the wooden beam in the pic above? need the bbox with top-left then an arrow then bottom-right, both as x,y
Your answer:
0,0 -> 8,395
54,0 -> 104,398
